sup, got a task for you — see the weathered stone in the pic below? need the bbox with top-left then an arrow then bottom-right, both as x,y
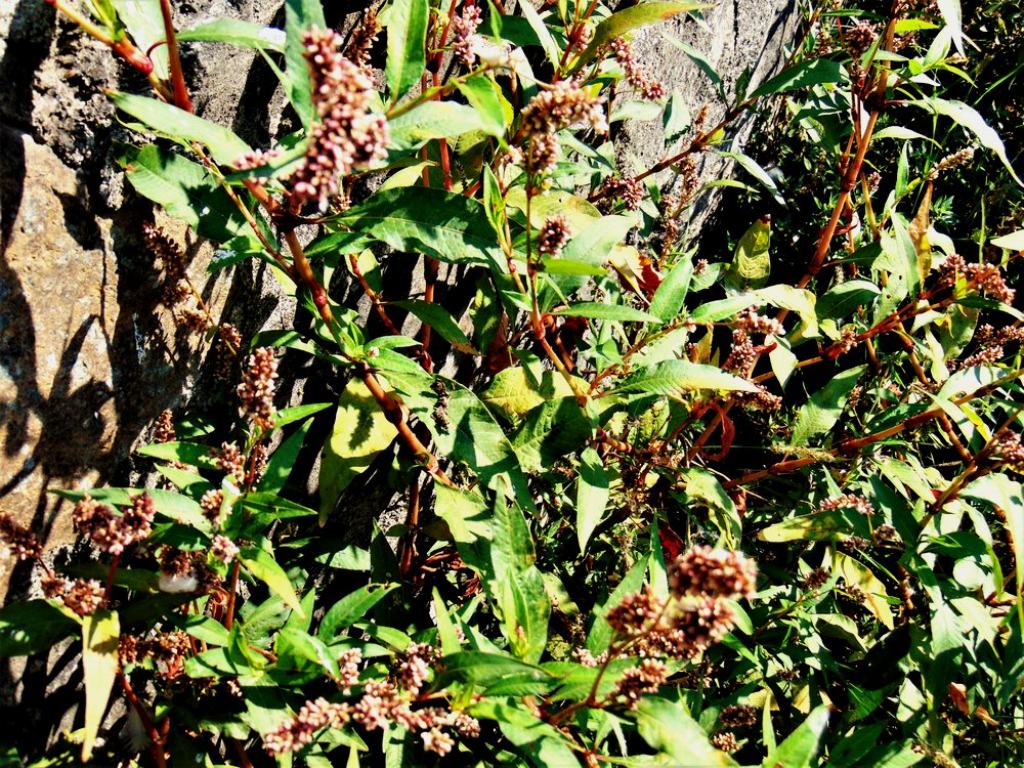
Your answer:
619,0 -> 800,234
0,125 -> 236,588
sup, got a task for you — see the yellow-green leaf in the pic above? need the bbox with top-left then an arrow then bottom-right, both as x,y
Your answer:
835,552 -> 894,629
482,366 -> 577,422
240,546 -> 304,615
82,610 -> 120,762
319,380 -> 398,521
573,2 -> 706,71
726,216 -> 771,290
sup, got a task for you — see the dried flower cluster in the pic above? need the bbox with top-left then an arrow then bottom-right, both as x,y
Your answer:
940,254 -> 1015,304
119,630 -> 192,679
43,574 -> 105,617
213,442 -> 245,483
536,216 -> 572,256
724,330 -> 757,375
344,10 -> 380,67
144,223 -> 190,307
843,19 -> 879,60
609,37 -> 665,101
211,534 -> 239,563
264,645 -> 479,757
606,547 -> 757,660
669,546 -> 758,600
0,513 -> 42,561
735,307 -> 783,337
927,147 -> 974,180
992,430 -> 1024,469
959,323 -> 1024,368
523,81 -> 608,135
289,28 -> 389,211
451,5 -> 483,67
611,658 -> 668,708
73,494 -> 155,556
153,409 -> 176,443
719,703 -> 759,728
817,493 -> 874,516
599,176 -> 645,211
237,347 -> 279,430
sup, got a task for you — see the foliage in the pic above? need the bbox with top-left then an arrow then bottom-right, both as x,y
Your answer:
2,0 -> 1024,766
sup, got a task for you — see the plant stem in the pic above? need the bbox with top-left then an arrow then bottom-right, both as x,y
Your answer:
118,671 -> 167,768
158,0 -> 193,112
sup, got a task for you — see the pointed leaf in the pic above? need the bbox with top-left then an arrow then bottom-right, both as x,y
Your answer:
240,547 -> 304,616
319,380 -> 398,520
82,610 -> 120,762
386,0 -> 429,101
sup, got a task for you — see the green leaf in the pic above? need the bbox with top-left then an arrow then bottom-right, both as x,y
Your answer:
877,213 -> 920,302
762,705 -> 830,768
691,293 -> 760,323
271,402 -> 333,429
82,610 -> 119,762
907,98 -> 1022,185
817,279 -> 881,320
679,468 -> 741,546
318,583 -> 399,641
836,552 -> 894,629
749,58 -> 845,99
574,2 -> 704,71
433,483 -> 493,545
284,0 -> 325,129
491,496 -> 549,663
483,366 -> 576,422
178,18 -> 286,51
259,417 -> 314,494
790,365 -> 867,446
456,75 -> 509,139
616,359 -> 759,398
991,228 -> 1024,250
116,144 -> 251,243
392,300 -> 475,352
388,102 -> 489,150
276,627 -> 339,677
386,0 -> 429,101
338,187 -> 503,267
551,302 -> 661,323
962,473 -> 1024,628
440,652 -> 553,693
111,0 -> 169,78
137,440 -> 219,469
719,152 -> 786,206
726,216 -> 771,290
108,92 -> 251,166
757,284 -> 819,339
240,546 -> 303,615
0,600 -> 78,657
637,697 -> 738,766
511,396 -> 592,473
936,0 -> 964,55
432,589 -> 463,656
758,509 -> 852,542
649,255 -> 694,323
518,0 -> 561,66
319,379 -> 398,521
576,447 -> 610,554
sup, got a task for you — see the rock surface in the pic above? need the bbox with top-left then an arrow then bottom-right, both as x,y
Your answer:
620,0 -> 800,234
0,1 -> 798,599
